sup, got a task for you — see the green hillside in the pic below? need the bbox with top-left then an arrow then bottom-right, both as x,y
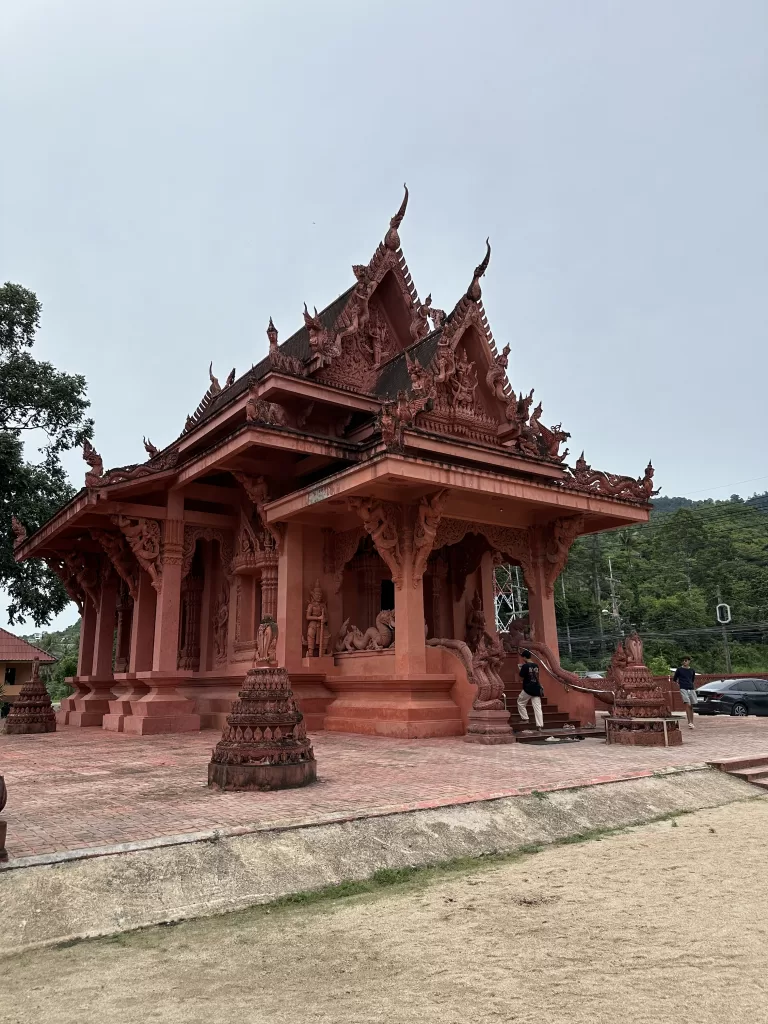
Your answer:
557,493 -> 768,674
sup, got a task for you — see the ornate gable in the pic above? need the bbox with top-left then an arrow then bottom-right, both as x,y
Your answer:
306,187 -> 439,394
375,242 -> 571,461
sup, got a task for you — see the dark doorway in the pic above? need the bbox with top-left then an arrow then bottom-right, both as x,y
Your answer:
380,579 -> 394,611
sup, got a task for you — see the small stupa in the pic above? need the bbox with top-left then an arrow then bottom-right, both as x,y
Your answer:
5,657 -> 56,734
605,633 -> 682,746
208,666 -> 317,790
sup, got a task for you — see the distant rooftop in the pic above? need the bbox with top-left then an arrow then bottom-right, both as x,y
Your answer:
0,628 -> 57,664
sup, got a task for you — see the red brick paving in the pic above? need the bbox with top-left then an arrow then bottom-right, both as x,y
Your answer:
2,716 -> 768,861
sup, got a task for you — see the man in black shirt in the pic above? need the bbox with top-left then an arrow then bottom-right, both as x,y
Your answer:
673,657 -> 698,729
517,649 -> 544,731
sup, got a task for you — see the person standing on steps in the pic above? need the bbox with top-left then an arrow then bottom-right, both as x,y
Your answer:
673,656 -> 698,729
517,649 -> 545,732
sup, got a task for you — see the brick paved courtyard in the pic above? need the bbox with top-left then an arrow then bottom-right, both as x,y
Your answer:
2,716 -> 768,861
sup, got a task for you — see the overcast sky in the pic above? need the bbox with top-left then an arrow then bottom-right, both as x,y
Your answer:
2,0 -> 765,631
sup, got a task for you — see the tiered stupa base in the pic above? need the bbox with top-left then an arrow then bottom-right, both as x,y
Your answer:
208,666 -> 317,791
5,669 -> 56,735
605,653 -> 682,746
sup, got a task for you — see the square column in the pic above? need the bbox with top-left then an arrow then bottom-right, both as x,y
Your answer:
58,596 -> 97,724
394,552 -> 427,676
276,522 -> 304,670
480,551 -> 499,643
70,573 -> 118,727
103,571 -> 155,732
124,509 -> 200,734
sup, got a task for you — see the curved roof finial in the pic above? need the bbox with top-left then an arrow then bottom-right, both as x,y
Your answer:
467,238 -> 491,301
384,183 -> 409,250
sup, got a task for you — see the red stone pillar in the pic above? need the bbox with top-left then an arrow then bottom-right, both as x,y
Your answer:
276,522 -> 303,671
129,571 -> 156,673
70,573 -> 117,727
104,572 -> 154,732
58,597 -> 97,724
261,560 -> 278,620
394,529 -> 427,676
198,542 -> 216,672
124,512 -> 200,734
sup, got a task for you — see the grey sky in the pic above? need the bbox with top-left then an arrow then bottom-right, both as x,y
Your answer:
2,0 -> 766,630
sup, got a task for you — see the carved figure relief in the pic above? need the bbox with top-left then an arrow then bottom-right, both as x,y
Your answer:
91,528 -> 139,599
566,453 -> 659,503
465,590 -> 487,652
212,582 -> 230,662
304,580 -> 329,657
245,379 -> 288,427
470,635 -> 506,710
82,440 -> 104,488
348,497 -> 402,587
412,489 -> 449,585
233,472 -> 285,552
540,515 -> 584,598
11,516 -> 26,548
113,515 -> 162,589
335,609 -> 395,652
486,343 -> 510,401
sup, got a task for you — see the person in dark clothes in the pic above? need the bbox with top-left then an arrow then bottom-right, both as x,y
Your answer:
673,656 -> 698,729
517,649 -> 545,731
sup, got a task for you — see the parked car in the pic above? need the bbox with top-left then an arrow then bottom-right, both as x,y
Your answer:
694,679 -> 768,717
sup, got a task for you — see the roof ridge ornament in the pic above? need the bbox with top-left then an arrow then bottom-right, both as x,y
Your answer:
467,238 -> 491,301
384,183 -> 409,251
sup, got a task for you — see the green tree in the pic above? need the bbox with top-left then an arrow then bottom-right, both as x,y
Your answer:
1,283 -> 93,624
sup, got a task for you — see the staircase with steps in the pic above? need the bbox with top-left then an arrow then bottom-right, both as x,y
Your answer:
500,658 -> 602,742
709,755 -> 768,791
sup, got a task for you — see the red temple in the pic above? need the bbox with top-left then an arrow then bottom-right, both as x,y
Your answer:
13,188 -> 655,739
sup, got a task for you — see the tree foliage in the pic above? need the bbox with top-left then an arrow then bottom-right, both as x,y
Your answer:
557,495 -> 768,673
0,283 -> 93,624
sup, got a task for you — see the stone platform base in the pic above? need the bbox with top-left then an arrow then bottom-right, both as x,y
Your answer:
464,708 -> 515,744
208,759 -> 317,792
323,675 -> 463,739
5,721 -> 56,735
606,719 -> 683,746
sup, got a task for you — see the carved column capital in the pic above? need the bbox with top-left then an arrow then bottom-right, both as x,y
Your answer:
537,515 -> 585,598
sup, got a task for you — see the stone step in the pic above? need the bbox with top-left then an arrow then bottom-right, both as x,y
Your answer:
730,765 -> 768,781
515,727 -> 598,744
750,779 -> 768,791
708,754 -> 768,773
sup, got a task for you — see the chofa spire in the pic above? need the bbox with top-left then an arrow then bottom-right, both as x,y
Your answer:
384,183 -> 409,251
467,238 -> 491,301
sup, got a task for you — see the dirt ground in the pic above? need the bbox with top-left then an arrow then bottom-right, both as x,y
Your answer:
3,799 -> 768,1024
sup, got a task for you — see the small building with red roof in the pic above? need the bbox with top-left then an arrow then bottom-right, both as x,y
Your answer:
0,629 -> 56,708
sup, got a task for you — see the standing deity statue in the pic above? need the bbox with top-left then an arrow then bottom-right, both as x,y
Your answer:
305,579 -> 329,657
465,590 -> 487,652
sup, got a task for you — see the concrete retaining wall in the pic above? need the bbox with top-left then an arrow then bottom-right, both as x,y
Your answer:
0,768 -> 758,954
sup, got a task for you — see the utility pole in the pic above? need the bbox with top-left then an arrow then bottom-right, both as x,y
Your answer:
592,535 -> 604,655
716,588 -> 732,673
561,574 -> 573,658
607,557 -> 622,634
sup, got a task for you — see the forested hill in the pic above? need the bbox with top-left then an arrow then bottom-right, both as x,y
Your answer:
557,492 -> 768,674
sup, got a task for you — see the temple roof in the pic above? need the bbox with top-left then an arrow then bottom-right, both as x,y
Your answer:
0,629 -> 56,664
373,331 -> 442,400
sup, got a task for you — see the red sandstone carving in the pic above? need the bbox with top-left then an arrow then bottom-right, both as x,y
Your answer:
412,489 -> 449,585
182,525 -> 234,580
245,377 -> 288,427
113,515 -> 162,589
486,343 -> 511,401
82,440 -> 104,488
143,437 -> 159,457
348,497 -> 402,587
565,453 -> 659,504
213,582 -> 230,662
43,555 -> 85,614
91,528 -> 139,599
304,580 -> 329,657
233,472 -> 285,552
465,590 -> 488,651
5,658 -> 56,734
471,635 -> 507,710
325,526 -> 365,593
604,633 -> 681,746
11,515 -> 26,549
336,609 -> 395,652
540,516 -> 584,598
208,666 -> 316,791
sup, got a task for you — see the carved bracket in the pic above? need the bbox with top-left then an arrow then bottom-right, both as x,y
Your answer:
412,490 -> 450,587
538,515 -> 585,598
433,517 -> 536,594
91,529 -> 139,600
113,515 -> 162,590
348,497 -> 403,588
